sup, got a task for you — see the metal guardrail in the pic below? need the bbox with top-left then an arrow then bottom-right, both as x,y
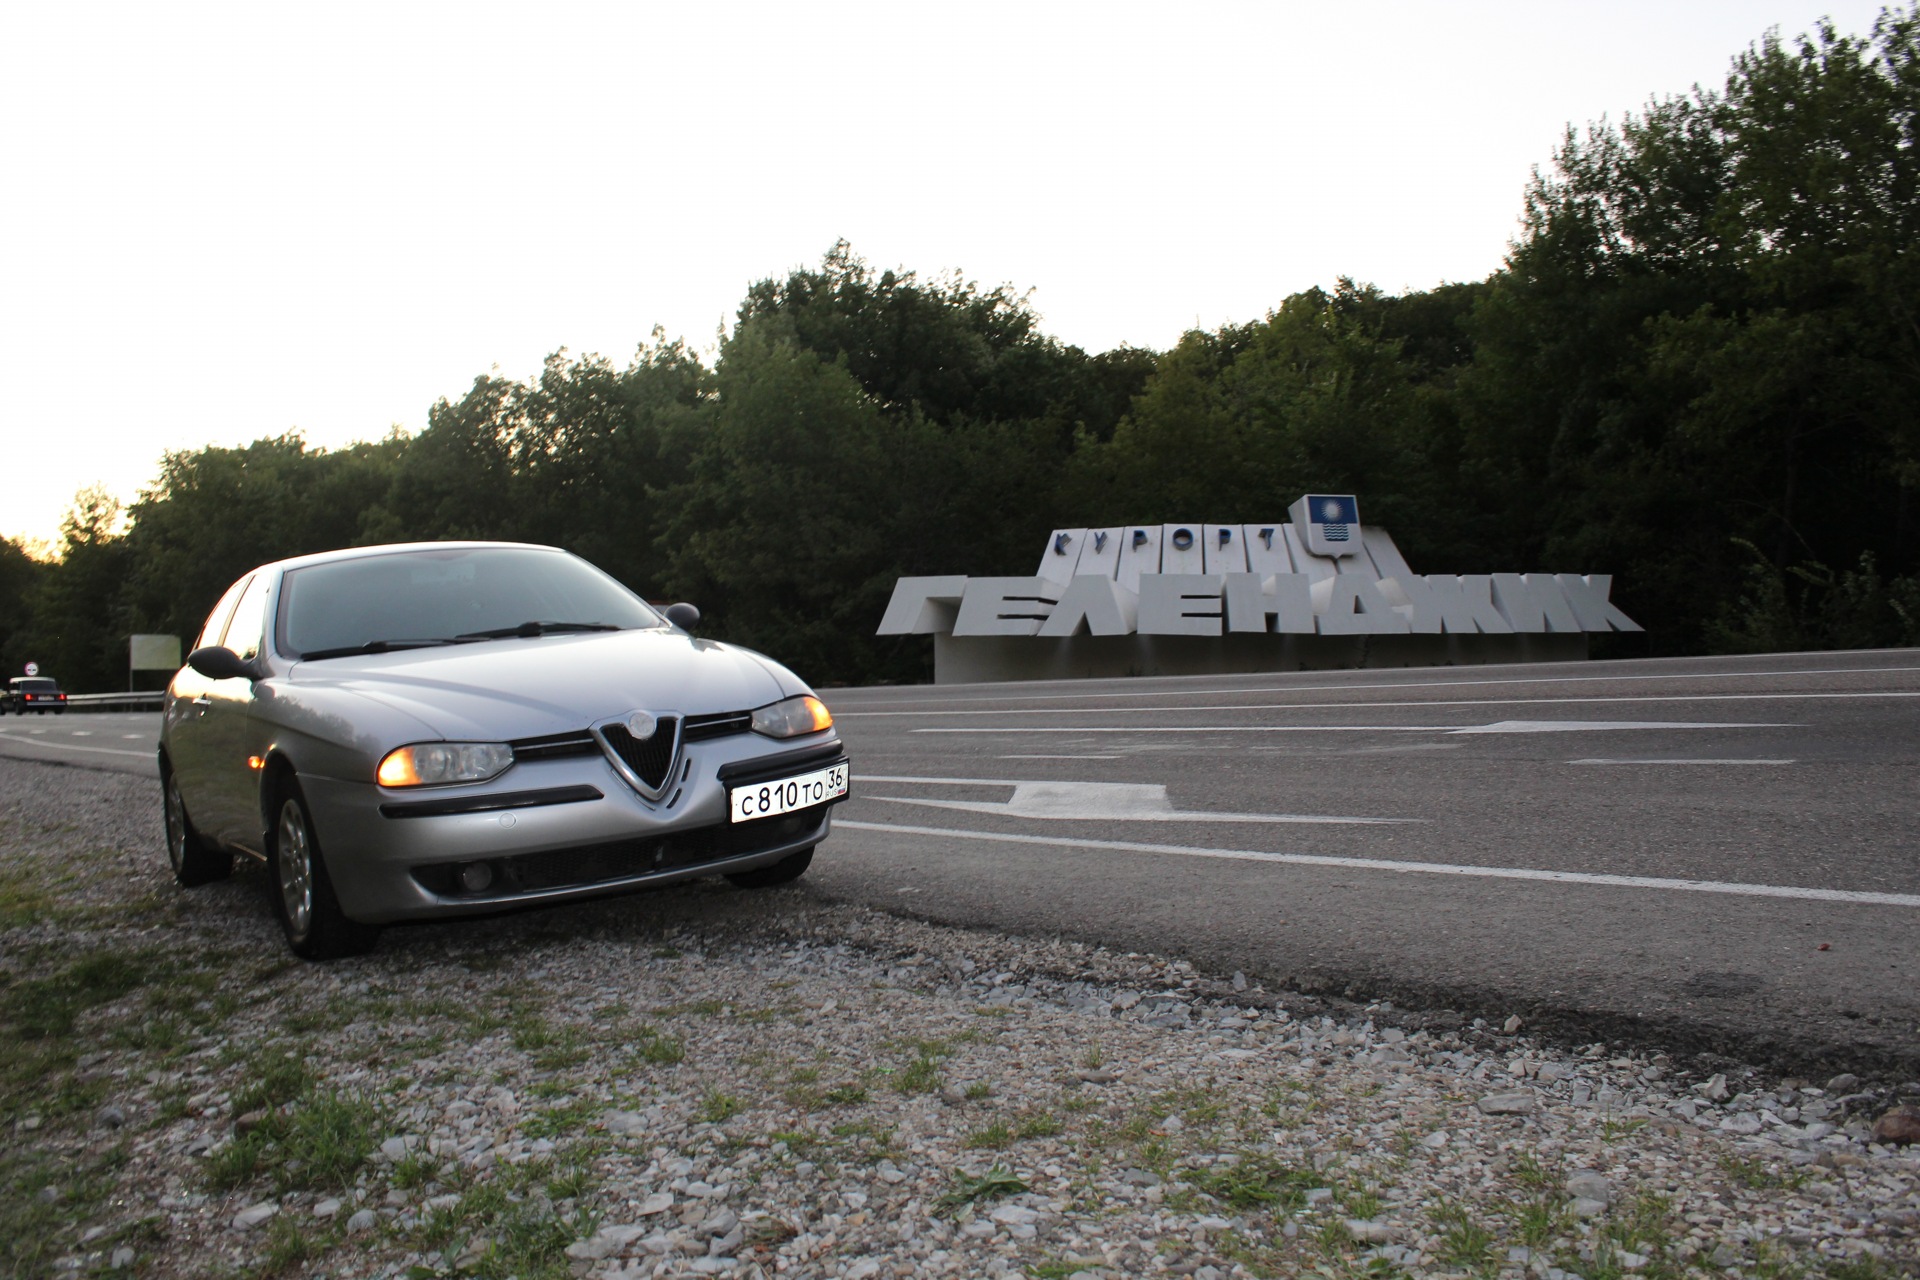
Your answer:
59,692 -> 166,712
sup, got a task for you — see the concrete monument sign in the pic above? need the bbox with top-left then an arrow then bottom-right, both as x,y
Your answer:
878,496 -> 1641,683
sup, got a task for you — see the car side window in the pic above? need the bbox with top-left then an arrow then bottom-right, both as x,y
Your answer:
220,575 -> 273,662
195,576 -> 252,651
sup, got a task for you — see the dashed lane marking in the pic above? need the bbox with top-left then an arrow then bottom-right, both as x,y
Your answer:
833,820 -> 1920,909
832,663 -> 1920,711
866,778 -> 1414,826
915,720 -> 1794,736
0,733 -> 154,758
1569,758 -> 1796,765
840,690 -> 1919,718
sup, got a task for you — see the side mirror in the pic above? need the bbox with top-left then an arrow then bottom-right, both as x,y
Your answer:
187,646 -> 254,682
663,602 -> 701,632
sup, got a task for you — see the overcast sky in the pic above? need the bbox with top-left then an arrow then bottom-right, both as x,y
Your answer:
0,0 -> 1895,548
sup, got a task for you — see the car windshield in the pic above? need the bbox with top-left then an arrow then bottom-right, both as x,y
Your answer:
14,678 -> 56,692
278,546 -> 665,660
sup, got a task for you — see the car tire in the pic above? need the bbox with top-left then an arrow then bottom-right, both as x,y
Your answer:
724,846 -> 814,888
269,779 -> 380,960
164,769 -> 232,886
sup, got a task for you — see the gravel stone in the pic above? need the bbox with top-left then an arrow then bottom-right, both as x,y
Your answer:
2,756 -> 1917,1278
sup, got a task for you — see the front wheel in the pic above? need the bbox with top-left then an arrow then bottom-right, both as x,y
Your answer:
164,770 -> 232,886
725,846 -> 814,888
269,781 -> 379,960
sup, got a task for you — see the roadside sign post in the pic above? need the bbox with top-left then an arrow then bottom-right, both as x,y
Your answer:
128,635 -> 182,692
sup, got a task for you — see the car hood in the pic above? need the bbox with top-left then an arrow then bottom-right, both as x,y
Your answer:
283,629 -> 807,742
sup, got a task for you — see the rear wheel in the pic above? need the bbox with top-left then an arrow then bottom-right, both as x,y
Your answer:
725,846 -> 814,888
164,770 -> 232,886
269,780 -> 379,960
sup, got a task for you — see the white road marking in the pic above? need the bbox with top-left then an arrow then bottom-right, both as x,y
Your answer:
869,779 -> 1413,826
0,733 -> 153,759
1569,758 -> 1796,766
833,662 -> 1920,711
841,690 -> 1919,718
1450,720 -> 1793,735
122,733 -> 144,739
71,730 -> 92,736
997,754 -> 1122,760
834,820 -> 1920,909
916,720 -> 1794,736
860,774 -> 1037,786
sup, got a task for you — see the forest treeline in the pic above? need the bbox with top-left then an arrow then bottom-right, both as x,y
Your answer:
6,10 -> 1920,691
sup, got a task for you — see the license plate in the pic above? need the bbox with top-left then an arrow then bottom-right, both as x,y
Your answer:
730,762 -> 848,823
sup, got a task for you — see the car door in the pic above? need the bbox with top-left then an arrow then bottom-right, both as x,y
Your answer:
197,573 -> 274,850
168,574 -> 250,835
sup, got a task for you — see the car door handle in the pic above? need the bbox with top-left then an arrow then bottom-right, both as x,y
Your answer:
191,696 -> 212,709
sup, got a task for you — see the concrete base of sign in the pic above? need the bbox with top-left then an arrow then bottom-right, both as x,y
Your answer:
932,631 -> 1591,684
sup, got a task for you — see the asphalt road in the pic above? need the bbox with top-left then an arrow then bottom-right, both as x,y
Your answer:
8,650 -> 1916,1073
816,649 -> 1920,1076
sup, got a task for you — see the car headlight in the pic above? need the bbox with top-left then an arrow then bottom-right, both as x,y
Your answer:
750,695 -> 833,739
376,742 -> 514,787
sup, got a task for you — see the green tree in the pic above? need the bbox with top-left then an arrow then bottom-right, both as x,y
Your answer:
1451,4 -> 1920,649
0,538 -> 51,681
25,490 -> 134,692
1070,285 -> 1431,531
121,433 -> 408,645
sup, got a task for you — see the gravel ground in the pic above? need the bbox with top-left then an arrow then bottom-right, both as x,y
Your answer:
1,756 -> 1915,1280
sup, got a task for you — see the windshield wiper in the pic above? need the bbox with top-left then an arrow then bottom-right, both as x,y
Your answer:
454,621 -> 625,641
297,638 -> 461,661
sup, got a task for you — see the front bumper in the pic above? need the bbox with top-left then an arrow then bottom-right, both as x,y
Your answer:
302,735 -> 845,924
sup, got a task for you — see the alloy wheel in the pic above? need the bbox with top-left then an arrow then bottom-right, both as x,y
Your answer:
164,778 -> 188,875
277,799 -> 314,940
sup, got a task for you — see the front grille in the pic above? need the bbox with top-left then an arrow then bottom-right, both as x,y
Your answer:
685,711 -> 752,741
508,732 -> 600,762
409,809 -> 825,897
598,717 -> 680,789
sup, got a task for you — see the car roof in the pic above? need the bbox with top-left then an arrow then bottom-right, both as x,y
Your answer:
246,540 -> 568,579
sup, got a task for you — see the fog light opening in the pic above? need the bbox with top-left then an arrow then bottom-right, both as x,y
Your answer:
457,862 -> 496,894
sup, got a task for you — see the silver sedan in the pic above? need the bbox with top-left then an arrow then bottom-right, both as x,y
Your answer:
160,542 -> 848,959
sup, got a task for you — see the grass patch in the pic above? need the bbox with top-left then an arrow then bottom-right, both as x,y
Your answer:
1016,1111 -> 1063,1140
1339,1185 -> 1383,1221
206,1089 -> 383,1194
409,1179 -> 596,1280
0,1142 -> 135,1278
698,1089 -> 745,1124
629,1026 -> 685,1066
522,1098 -> 599,1140
936,1163 -> 1028,1213
263,1213 -> 326,1274
963,1120 -> 1014,1149
392,1150 -> 440,1190
0,861 -> 58,927
233,1046 -> 316,1116
1431,1202 -> 1498,1270
2,950 -> 146,1041
1719,1154 -> 1809,1192
1185,1152 -> 1318,1212
887,1037 -> 955,1096
769,1130 -> 822,1160
1502,1192 -> 1570,1249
